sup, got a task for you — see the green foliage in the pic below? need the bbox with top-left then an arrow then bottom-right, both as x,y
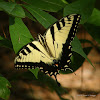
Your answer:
24,9 -> 36,22
64,0 -> 95,24
84,8 -> 100,44
0,2 -> 25,18
0,36 -> 13,49
0,0 -> 99,100
0,76 -> 11,100
84,24 -> 100,44
0,0 -> 4,2
29,68 -> 39,79
9,17 -> 33,54
72,36 -> 94,68
79,39 -> 94,46
22,0 -> 67,12
23,4 -> 57,28
86,8 -> 100,26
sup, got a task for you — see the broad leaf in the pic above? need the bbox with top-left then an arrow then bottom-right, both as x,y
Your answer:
0,36 -> 13,49
0,76 -> 11,100
29,68 -> 39,79
79,39 -> 94,46
64,0 -> 95,24
0,2 -> 25,18
23,4 -> 57,28
9,17 -> 33,54
86,8 -> 100,26
84,24 -> 100,44
72,36 -> 94,68
0,0 -> 3,11
0,0 -> 4,2
84,8 -> 100,44
24,10 -> 36,22
22,0 -> 66,12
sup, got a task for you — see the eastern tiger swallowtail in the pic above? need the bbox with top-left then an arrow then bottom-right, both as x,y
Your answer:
14,14 -> 81,84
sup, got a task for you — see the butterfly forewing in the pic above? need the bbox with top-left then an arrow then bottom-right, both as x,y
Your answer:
45,14 -> 81,60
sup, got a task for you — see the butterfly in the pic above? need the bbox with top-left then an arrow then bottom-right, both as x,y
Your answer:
14,14 -> 81,84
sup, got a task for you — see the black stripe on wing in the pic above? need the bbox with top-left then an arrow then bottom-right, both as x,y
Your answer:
56,21 -> 61,30
49,15 -> 73,42
20,46 -> 31,55
61,18 -> 65,27
50,26 -> 55,42
29,43 -> 41,52
21,50 -> 27,55
24,46 -> 31,53
49,18 -> 65,42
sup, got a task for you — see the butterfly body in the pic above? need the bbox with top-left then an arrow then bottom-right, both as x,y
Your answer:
15,14 -> 81,81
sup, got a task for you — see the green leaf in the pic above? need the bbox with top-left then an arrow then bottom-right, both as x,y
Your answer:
0,36 -> 13,49
79,39 -> 94,46
86,8 -> 100,26
9,16 -> 33,54
0,76 -> 11,100
0,36 -> 3,40
72,36 -> 94,68
22,0 -> 66,12
24,10 -> 36,22
71,47 -> 93,72
64,0 -> 95,24
84,8 -> 100,44
84,23 -> 100,44
0,2 -> 25,18
29,68 -> 39,79
0,0 -> 3,11
0,8 -> 2,11
0,0 -> 4,2
61,0 -> 68,4
23,4 -> 57,28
